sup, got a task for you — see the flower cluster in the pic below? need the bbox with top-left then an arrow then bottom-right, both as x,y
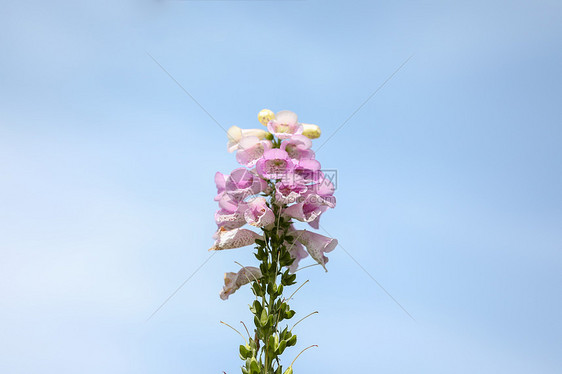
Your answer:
210,109 -> 337,374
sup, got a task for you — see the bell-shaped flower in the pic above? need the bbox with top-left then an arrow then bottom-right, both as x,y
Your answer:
218,193 -> 240,213
282,193 -> 335,228
215,206 -> 247,230
267,110 -> 303,140
293,230 -> 338,271
227,126 -> 270,153
308,171 -> 337,213
235,136 -> 273,167
301,123 -> 321,139
275,179 -> 308,205
225,168 -> 268,201
303,178 -> 336,230
244,197 -> 275,228
293,159 -> 321,184
256,149 -> 294,180
220,266 -> 263,300
210,227 -> 263,251
280,135 -> 314,162
309,170 -> 335,196
214,172 -> 227,202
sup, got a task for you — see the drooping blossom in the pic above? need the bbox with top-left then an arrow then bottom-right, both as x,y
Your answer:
267,110 -> 303,139
280,134 -> 314,162
307,171 -> 337,216
286,238 -> 309,273
275,180 -> 308,205
293,159 -> 322,184
293,230 -> 338,271
214,172 -> 227,202
235,136 -> 273,167
215,206 -> 247,230
256,149 -> 294,179
220,266 -> 263,300
309,170 -> 336,197
210,227 -> 263,251
227,126 -> 270,153
218,193 -> 240,213
282,193 -> 335,227
225,168 -> 268,201
244,197 -> 275,228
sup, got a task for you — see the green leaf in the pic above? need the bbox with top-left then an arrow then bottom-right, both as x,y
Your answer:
283,367 -> 293,374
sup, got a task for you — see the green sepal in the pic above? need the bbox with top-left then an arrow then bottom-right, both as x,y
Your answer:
268,335 -> 276,352
284,309 -> 296,319
276,339 -> 287,355
239,344 -> 251,359
249,357 -> 260,374
259,309 -> 268,327
287,334 -> 297,347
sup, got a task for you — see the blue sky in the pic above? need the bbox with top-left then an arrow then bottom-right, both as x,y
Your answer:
1,0 -> 561,373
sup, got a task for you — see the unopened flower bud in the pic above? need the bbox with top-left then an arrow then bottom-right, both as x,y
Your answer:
227,125 -> 271,152
301,123 -> 321,139
258,109 -> 275,126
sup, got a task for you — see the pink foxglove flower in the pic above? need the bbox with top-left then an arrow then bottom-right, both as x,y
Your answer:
293,230 -> 338,271
214,172 -> 227,202
280,134 -> 314,161
293,159 -> 322,184
225,168 -> 268,201
310,170 -> 336,197
266,110 -> 303,139
256,149 -> 294,179
210,227 -> 262,251
287,240 -> 308,273
220,266 -> 263,300
235,136 -> 273,167
218,193 -> 240,213
227,126 -> 270,153
215,207 -> 247,230
308,171 -> 337,217
275,180 -> 308,205
244,197 -> 275,228
283,193 -> 335,225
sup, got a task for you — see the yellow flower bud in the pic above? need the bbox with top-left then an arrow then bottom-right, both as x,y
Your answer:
258,109 -> 275,126
301,123 -> 321,139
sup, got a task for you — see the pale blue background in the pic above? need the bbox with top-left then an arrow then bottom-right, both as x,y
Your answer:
1,0 -> 561,373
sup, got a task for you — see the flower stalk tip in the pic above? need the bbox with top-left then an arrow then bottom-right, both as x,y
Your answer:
258,109 -> 275,126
